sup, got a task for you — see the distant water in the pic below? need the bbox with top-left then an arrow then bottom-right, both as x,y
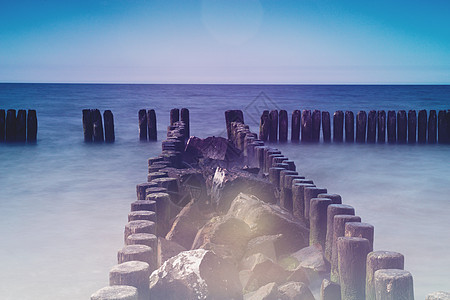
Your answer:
0,83 -> 449,299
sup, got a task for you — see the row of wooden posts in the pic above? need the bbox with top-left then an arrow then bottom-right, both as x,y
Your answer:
227,111 -> 415,300
82,109 -> 115,142
259,109 -> 450,144
0,109 -> 37,142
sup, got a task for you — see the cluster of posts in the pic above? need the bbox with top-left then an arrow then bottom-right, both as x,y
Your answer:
228,109 -> 414,300
0,109 -> 37,143
260,109 -> 450,144
138,109 -> 157,141
82,109 -> 115,142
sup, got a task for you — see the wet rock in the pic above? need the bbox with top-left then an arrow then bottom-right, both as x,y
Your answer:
157,237 -> 186,268
149,249 -> 243,300
243,258 -> 290,292
243,282 -> 281,300
277,281 -> 315,300
227,193 -> 309,254
244,234 -> 283,262
240,253 -> 273,271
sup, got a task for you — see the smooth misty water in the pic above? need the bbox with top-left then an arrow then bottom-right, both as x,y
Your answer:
0,84 -> 449,299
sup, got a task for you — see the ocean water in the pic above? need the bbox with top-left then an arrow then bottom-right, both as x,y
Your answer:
0,83 -> 449,299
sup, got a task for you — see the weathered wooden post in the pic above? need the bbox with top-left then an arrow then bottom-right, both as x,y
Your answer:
291,110 -> 301,142
131,200 -> 156,213
319,193 -> 342,204
269,167 -> 284,188
279,110 -> 288,142
374,269 -> 414,300
269,110 -> 278,142
128,211 -> 156,222
345,222 -> 374,251
180,108 -> 189,139
337,237 -> 371,300
27,109 -> 37,142
356,111 -> 367,143
147,192 -> 172,237
366,251 -> 404,300
124,220 -> 156,242
408,110 -> 416,144
301,110 -> 312,142
333,111 -> 344,142
377,110 -> 386,143
255,146 -> 268,171
312,109 -> 321,142
138,109 -> 148,141
292,182 -> 315,221
259,110 -> 270,141
331,214 -> 361,283
5,109 -> 16,142
126,233 -> 158,250
103,110 -> 115,142
397,110 -> 407,143
325,204 -> 355,263
91,286 -> 138,300
304,187 -> 327,222
0,109 -> 5,142
310,198 -> 332,248
345,111 -> 354,143
438,110 -> 448,144
91,109 -> 104,142
15,110 -> 26,142
82,109 -> 93,142
109,261 -> 150,300
322,111 -> 331,142
264,148 -> 280,173
170,108 -> 179,126
147,109 -> 157,141
118,244 -> 154,270
367,110 -> 376,143
387,110 -> 396,143
136,182 -> 158,200
418,109 -> 427,143
279,171 -> 299,211
225,110 -> 244,140
428,110 -> 437,143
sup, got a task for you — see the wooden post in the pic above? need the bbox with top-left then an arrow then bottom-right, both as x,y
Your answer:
387,110 -> 396,143
82,109 -> 93,142
128,211 -> 156,222
312,109 -> 321,142
366,251 -> 404,300
292,183 -> 315,221
139,109 -> 147,141
15,109 -> 26,142
377,110 -> 386,143
408,110 -> 416,144
428,110 -> 437,143
345,111 -> 354,143
278,109 -> 288,142
27,109 -> 38,143
438,110 -> 448,144
170,108 -> 179,126
333,111 -> 344,142
322,111 -> 331,142
109,261 -> 150,300
180,108 -> 189,139
418,109 -> 427,143
325,204 -> 355,263
397,110 -> 407,143
225,110 -> 244,140
269,167 -> 285,188
5,109 -> 16,142
345,222 -> 374,252
136,182 -> 158,200
255,146 -> 268,171
310,198 -> 332,248
301,109 -> 312,142
259,110 -> 270,141
118,244 -> 154,270
331,214 -> 361,283
291,110 -> 301,142
318,193 -> 342,204
91,286 -> 138,300
374,269 -> 414,300
356,111 -> 367,143
103,110 -> 115,143
0,109 -> 5,142
147,109 -> 157,141
337,237 -> 371,300
269,110 -> 278,142
304,187 -> 327,222
124,220 -> 156,242
147,192 -> 172,237
92,109 -> 104,142
367,110 -> 376,143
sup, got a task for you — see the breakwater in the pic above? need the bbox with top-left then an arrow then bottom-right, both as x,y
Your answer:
82,109 -> 115,142
91,109 -> 448,300
259,109 -> 450,144
0,109 -> 37,142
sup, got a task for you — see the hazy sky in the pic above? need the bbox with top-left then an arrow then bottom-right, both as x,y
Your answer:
1,0 -> 449,84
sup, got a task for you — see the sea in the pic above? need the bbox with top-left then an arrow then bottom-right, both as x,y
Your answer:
0,83 -> 449,300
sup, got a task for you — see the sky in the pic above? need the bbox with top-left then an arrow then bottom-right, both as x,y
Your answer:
1,0 -> 449,84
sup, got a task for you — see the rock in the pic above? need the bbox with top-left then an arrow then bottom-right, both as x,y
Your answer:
185,136 -> 242,163
277,281 -> 315,300
150,249 -> 243,300
211,168 -> 277,213
192,216 -> 252,261
240,253 -> 273,271
157,237 -> 186,268
320,278 -> 341,300
243,258 -> 290,292
244,235 -> 283,262
243,282 -> 281,300
227,193 -> 309,254
426,291 -> 450,300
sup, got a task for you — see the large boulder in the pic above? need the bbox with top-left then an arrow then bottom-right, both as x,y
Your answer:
244,234 -> 288,262
277,281 -> 315,300
227,193 -> 309,254
150,249 -> 243,300
211,168 -> 277,213
242,258 -> 291,293
243,282 -> 281,300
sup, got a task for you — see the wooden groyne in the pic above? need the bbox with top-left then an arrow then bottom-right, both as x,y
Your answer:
0,109 -> 37,143
259,109 -> 450,144
91,108 -> 448,300
82,109 -> 115,143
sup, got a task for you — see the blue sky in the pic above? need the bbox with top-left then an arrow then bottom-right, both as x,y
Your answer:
1,0 -> 449,84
